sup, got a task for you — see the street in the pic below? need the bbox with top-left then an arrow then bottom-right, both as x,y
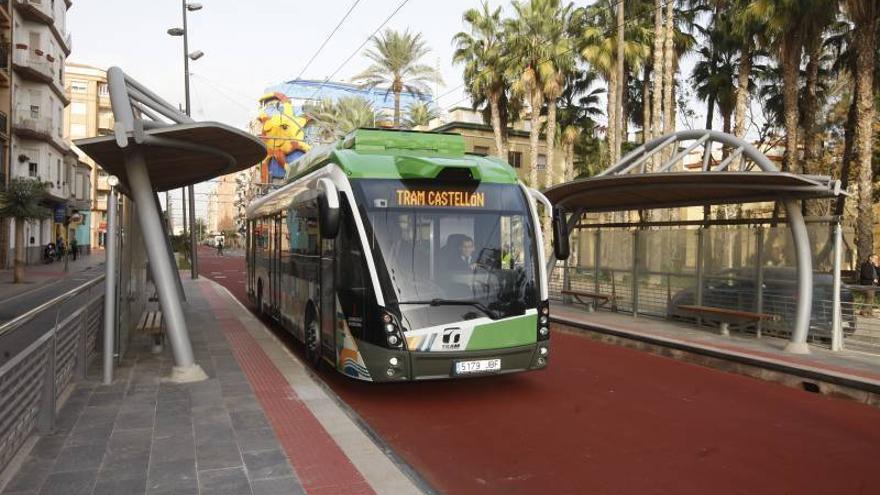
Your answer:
0,259 -> 105,364
197,246 -> 880,494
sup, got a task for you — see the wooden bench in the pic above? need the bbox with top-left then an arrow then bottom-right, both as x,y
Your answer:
562,289 -> 616,310
137,310 -> 165,353
676,304 -> 779,336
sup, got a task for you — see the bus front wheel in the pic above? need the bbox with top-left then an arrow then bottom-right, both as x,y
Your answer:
305,312 -> 322,368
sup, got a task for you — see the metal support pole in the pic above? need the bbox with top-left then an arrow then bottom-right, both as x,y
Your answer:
831,222 -> 843,351
102,188 -> 118,385
182,0 -> 198,280
126,149 -> 206,382
782,199 -> 813,354
755,228 -> 765,338
76,304 -> 88,379
695,228 -> 705,327
594,230 -> 601,308
632,230 -> 639,317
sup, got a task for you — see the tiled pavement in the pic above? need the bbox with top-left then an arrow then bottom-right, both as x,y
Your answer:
1,283 -> 303,495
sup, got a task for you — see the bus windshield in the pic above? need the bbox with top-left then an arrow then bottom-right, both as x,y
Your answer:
353,179 -> 540,327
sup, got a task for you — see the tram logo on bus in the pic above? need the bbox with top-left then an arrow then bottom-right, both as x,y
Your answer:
441,328 -> 462,350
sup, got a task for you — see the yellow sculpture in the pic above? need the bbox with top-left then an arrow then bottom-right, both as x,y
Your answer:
257,92 -> 310,183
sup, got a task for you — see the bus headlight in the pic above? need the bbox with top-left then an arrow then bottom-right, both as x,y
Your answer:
537,301 -> 550,341
388,334 -> 400,346
381,310 -> 405,349
539,346 -> 548,356
385,324 -> 396,333
389,357 -> 399,366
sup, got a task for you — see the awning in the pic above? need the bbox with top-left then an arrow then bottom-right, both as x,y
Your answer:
543,172 -> 841,213
75,122 -> 265,193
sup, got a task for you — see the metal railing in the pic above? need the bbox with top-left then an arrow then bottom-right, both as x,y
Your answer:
549,224 -> 879,354
0,275 -> 105,475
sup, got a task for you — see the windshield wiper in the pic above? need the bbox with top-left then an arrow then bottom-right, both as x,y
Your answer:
398,299 -> 498,319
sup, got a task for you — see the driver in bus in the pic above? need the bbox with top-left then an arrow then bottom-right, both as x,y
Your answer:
446,235 -> 476,273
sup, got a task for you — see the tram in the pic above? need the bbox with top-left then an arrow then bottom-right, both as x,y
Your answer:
246,129 -> 568,381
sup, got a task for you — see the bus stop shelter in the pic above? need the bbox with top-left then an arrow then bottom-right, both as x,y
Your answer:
75,67 -> 265,381
544,130 -> 843,354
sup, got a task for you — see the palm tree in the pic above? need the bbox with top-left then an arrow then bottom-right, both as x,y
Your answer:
352,29 -> 443,128
402,101 -> 439,128
556,70 -> 604,181
304,96 -> 380,142
542,1 -> 577,188
841,0 -> 879,263
454,2 -> 510,158
505,0 -> 574,188
0,178 -> 50,283
576,0 -> 651,168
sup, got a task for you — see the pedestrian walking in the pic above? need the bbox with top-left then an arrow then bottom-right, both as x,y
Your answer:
70,237 -> 78,261
216,238 -> 224,257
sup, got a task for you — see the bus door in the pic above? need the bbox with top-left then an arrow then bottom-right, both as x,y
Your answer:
320,235 -> 336,360
273,214 -> 282,312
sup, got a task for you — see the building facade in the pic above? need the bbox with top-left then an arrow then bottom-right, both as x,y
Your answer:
4,0 -> 75,265
63,62 -> 112,250
0,2 -> 14,267
206,173 -> 237,238
426,107 -> 564,188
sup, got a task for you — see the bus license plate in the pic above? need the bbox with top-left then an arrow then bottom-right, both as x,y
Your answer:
455,359 -> 501,375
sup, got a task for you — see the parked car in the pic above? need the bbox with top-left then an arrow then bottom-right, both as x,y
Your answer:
668,267 -> 855,336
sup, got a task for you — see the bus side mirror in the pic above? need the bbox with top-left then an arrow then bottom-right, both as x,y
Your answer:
317,178 -> 340,239
552,207 -> 570,261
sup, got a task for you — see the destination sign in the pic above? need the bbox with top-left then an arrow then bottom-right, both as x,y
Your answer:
395,189 -> 486,208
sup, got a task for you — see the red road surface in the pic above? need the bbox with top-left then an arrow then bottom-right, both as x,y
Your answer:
197,247 -> 880,494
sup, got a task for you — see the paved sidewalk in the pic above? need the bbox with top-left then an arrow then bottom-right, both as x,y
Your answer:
0,252 -> 106,302
0,277 -> 420,495
553,304 -> 880,404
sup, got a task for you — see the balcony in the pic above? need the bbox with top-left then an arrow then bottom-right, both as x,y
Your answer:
0,110 -> 7,136
12,1 -> 72,55
12,48 -> 70,105
0,48 -> 8,87
12,108 -> 52,141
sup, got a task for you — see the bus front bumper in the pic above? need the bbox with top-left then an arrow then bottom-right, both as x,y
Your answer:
359,342 -> 550,382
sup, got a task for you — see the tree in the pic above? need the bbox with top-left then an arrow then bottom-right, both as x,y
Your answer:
842,0 -> 879,263
454,2 -> 511,158
304,96 -> 381,142
505,0 -> 546,188
402,101 -> 439,128
352,29 -> 443,128
576,0 -> 651,168
556,70 -> 604,181
0,178 -> 50,283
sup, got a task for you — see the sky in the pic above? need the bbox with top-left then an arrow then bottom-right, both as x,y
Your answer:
66,0 -> 716,223
67,0 -> 485,222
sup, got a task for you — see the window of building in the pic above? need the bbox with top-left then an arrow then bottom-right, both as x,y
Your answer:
28,162 -> 38,177
536,153 -> 547,170
98,83 -> 109,96
70,80 -> 88,93
56,158 -> 61,186
71,102 -> 87,115
30,105 -> 40,118
508,151 -> 523,168
70,123 -> 87,138
472,145 -> 489,156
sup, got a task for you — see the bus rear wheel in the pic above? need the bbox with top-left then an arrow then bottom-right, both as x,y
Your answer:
305,315 -> 322,368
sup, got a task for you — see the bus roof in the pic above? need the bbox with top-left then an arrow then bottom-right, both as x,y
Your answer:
283,128 -> 519,185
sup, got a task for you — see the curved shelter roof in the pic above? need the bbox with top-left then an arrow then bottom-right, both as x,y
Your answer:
545,171 -> 840,212
75,122 -> 265,193
544,129 -> 842,212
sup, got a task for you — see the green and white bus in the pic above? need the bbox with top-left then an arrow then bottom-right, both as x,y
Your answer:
246,129 -> 568,381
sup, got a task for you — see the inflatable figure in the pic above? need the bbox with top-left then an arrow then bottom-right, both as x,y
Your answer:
257,92 -> 311,183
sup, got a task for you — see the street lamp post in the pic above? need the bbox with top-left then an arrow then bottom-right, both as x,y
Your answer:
168,1 -> 203,280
